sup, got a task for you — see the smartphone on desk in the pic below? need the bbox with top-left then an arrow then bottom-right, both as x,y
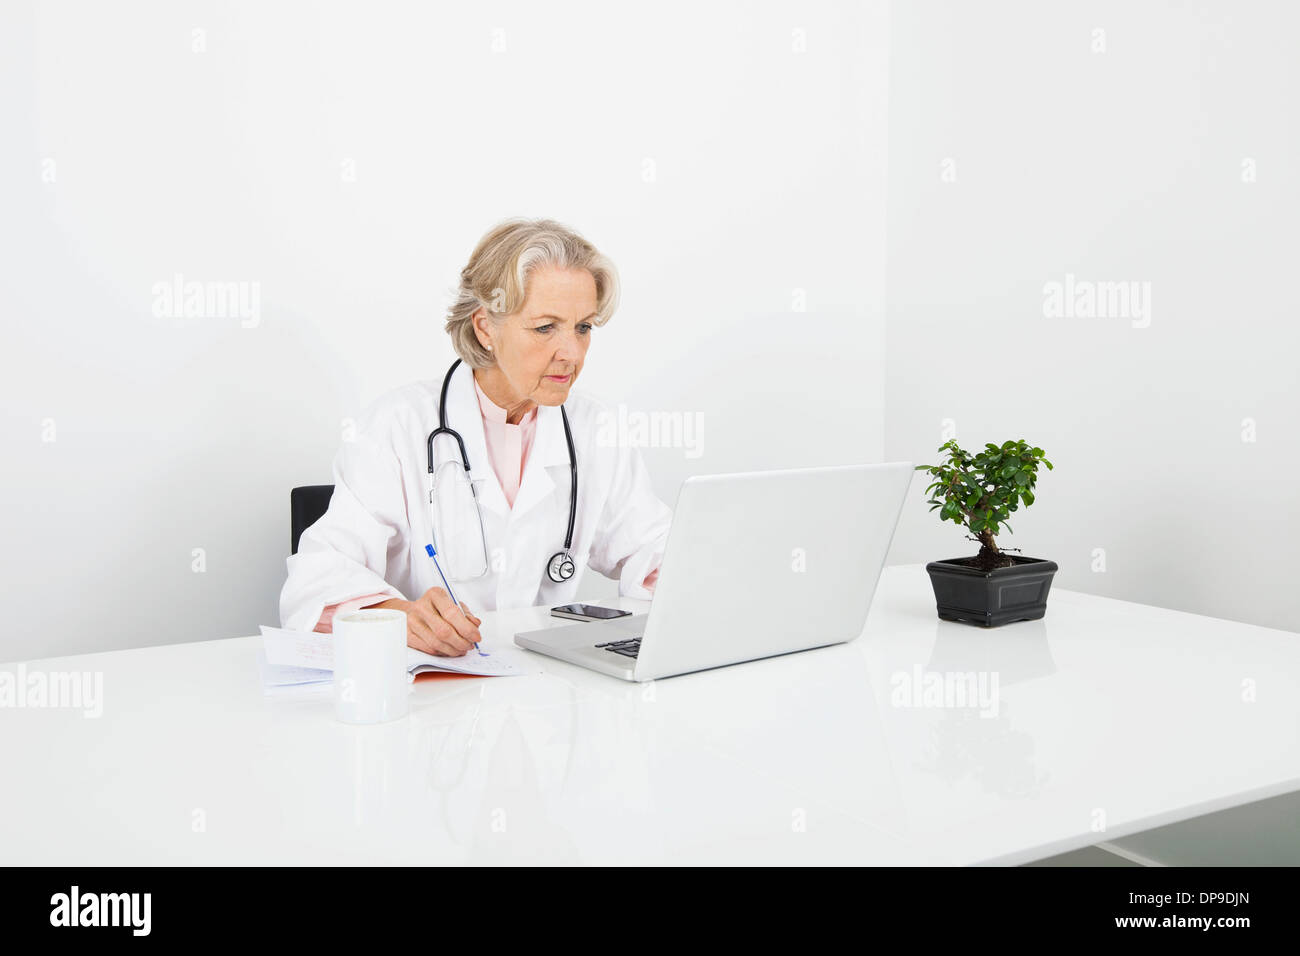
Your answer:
550,603 -> 633,623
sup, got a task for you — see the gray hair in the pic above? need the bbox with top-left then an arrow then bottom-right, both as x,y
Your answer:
444,218 -> 621,369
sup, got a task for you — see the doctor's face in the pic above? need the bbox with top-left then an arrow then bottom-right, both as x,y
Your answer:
474,266 -> 597,407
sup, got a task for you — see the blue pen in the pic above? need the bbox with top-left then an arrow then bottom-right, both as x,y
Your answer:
425,544 -> 487,656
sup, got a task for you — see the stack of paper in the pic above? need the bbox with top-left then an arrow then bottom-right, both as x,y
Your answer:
257,625 -> 538,695
258,627 -> 332,696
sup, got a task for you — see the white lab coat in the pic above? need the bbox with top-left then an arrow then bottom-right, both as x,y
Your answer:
279,361 -> 673,631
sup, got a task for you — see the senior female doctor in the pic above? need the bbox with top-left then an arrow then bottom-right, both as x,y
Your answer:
279,218 -> 673,656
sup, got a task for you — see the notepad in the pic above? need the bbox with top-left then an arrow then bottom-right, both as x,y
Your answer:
258,625 -> 538,688
256,644 -> 333,697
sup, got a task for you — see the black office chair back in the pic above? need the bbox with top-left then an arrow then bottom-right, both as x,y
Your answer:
290,485 -> 335,555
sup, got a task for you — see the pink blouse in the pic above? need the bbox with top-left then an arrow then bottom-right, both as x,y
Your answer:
314,375 -> 660,632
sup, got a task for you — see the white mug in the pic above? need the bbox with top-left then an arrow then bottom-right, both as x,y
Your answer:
333,609 -> 410,724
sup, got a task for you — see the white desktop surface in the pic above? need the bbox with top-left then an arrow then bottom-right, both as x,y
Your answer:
3,565 -> 1298,866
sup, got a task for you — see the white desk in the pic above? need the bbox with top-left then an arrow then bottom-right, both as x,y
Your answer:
3,565 -> 1298,865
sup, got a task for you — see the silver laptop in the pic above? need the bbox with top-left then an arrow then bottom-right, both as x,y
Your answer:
514,461 -> 913,681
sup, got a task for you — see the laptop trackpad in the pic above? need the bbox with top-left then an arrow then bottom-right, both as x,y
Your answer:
603,614 -> 647,635
563,613 -> 645,646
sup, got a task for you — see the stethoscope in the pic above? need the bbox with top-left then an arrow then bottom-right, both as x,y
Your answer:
426,359 -> 578,583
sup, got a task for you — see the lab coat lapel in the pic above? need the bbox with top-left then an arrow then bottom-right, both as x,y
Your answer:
511,402 -> 570,521
440,361 -> 509,519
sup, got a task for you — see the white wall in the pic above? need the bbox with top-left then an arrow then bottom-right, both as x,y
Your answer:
884,0 -> 1299,632
0,0 -> 890,661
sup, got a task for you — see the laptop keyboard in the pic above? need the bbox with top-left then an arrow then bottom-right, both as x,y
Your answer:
596,637 -> 642,658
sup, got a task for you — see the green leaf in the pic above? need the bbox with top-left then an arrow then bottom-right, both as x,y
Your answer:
1015,471 -> 1030,486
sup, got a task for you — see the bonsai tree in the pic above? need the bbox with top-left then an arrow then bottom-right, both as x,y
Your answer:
916,439 -> 1053,571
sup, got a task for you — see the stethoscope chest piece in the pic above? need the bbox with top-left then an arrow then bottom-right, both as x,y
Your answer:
547,550 -> 576,583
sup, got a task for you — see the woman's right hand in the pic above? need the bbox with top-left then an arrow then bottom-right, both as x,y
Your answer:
365,588 -> 483,656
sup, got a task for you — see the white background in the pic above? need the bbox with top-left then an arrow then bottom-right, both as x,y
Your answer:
3,0 -> 1296,664
885,0 -> 1298,633
1,0 -> 889,660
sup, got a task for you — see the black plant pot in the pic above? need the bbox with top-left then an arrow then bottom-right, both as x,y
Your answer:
925,555 -> 1059,627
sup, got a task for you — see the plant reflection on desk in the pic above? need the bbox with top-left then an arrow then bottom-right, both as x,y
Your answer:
921,706 -> 1046,801
909,617 -> 1056,799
